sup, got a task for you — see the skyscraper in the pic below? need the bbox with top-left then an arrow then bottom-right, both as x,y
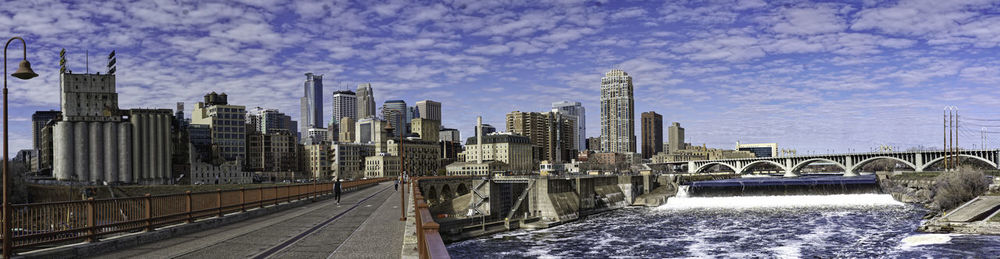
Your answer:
383,100 -> 407,137
551,101 -> 585,151
506,111 -> 577,163
32,110 -> 60,150
300,73 -> 323,139
668,122 -> 685,153
641,111 -> 663,159
600,69 -> 636,153
416,100 -> 441,121
357,83 -> 377,119
332,90 -> 357,125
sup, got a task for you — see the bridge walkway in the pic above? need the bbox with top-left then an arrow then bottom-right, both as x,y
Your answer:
94,182 -> 404,259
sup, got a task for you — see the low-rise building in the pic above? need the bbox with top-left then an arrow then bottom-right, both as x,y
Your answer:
460,133 -> 533,174
365,154 -> 400,178
387,138 -> 441,176
304,143 -> 330,178
190,157 -> 250,184
332,142 -> 375,181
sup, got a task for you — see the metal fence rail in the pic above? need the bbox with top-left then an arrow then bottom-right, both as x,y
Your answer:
412,177 -> 451,259
2,178 -> 389,253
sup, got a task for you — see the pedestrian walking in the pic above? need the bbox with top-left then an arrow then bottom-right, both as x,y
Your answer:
334,179 -> 342,204
394,177 -> 399,191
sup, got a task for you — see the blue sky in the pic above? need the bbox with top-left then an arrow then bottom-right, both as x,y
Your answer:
3,0 -> 1000,156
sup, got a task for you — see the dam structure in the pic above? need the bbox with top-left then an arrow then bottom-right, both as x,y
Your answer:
418,174 -> 672,241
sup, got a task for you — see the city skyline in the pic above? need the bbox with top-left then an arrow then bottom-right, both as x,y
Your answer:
5,1 -> 1000,155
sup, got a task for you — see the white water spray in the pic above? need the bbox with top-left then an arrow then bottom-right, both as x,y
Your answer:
657,191 -> 904,210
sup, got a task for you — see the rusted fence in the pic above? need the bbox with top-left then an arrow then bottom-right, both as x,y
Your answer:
412,177 -> 450,259
2,178 -> 388,253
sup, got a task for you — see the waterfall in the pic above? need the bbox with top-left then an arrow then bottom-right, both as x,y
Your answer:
656,194 -> 904,210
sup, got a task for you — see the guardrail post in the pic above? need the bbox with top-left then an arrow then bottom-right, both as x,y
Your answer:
86,198 -> 96,243
240,187 -> 246,212
144,194 -> 153,231
216,189 -> 223,217
185,191 -> 193,223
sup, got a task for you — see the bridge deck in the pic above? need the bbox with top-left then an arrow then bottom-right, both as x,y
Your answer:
690,175 -> 877,187
94,182 -> 404,259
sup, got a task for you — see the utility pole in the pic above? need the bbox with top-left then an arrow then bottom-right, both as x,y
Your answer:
982,127 -> 987,151
954,107 -> 960,169
944,108 -> 948,171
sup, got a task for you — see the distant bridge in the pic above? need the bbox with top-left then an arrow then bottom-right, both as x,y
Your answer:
647,149 -> 999,176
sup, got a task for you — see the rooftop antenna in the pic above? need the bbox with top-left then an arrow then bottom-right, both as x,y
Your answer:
86,49 -> 89,74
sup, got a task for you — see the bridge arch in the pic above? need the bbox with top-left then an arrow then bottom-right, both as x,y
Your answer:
919,154 -> 998,171
441,184 -> 454,201
852,156 -> 917,173
457,183 -> 469,196
425,186 -> 438,202
790,158 -> 847,174
738,160 -> 788,174
694,162 -> 738,173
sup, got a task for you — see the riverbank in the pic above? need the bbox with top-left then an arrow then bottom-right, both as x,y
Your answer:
877,171 -> 1000,235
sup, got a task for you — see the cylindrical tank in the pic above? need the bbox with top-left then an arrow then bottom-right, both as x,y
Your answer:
143,113 -> 153,183
120,123 -> 133,183
163,114 -> 173,183
131,114 -> 141,183
153,114 -> 163,183
105,122 -> 119,183
89,122 -> 104,183
74,121 -> 89,182
52,122 -> 74,180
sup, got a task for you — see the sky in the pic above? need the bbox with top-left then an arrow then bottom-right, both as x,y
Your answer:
3,0 -> 1000,156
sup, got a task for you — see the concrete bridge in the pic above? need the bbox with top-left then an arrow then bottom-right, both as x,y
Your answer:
648,149 -> 1000,176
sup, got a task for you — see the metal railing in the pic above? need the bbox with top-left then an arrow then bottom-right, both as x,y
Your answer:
412,177 -> 450,259
2,178 -> 388,253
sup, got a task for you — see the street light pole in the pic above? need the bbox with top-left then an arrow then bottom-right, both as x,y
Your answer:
3,36 -> 39,259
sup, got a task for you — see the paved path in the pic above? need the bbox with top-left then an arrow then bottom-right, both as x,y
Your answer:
95,182 -> 405,259
944,196 -> 1000,222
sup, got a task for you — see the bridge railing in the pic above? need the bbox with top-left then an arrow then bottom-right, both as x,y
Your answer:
2,178 -> 389,253
412,177 -> 450,259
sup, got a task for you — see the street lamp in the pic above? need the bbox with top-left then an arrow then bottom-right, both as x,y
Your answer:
384,114 -> 406,221
4,36 -> 38,258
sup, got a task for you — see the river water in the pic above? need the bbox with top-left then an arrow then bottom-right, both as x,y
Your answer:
447,193 -> 1000,258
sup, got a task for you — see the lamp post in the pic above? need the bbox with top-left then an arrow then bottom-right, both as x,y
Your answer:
3,36 -> 38,258
384,113 -> 405,221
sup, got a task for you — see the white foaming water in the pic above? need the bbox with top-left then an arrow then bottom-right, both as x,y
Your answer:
656,193 -> 904,210
900,234 -> 954,249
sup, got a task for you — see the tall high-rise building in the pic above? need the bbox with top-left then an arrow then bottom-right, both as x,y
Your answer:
477,124 -> 496,137
641,111 -> 663,159
356,83 -> 377,119
192,92 -> 247,162
600,69 -> 635,153
416,100 -> 441,121
506,111 -> 576,163
383,100 -> 407,137
439,128 -> 461,142
332,90 -> 357,125
551,101 -> 585,150
300,73 -> 323,142
32,110 -> 60,150
246,107 -> 295,135
668,122 -> 685,153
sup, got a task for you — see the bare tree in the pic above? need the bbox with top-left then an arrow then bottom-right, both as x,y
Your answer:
932,166 -> 991,211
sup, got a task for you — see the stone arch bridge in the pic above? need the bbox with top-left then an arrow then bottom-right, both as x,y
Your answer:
648,150 -> 999,176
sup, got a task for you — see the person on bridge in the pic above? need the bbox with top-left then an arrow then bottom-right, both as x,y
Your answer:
394,177 -> 399,191
334,179 -> 342,204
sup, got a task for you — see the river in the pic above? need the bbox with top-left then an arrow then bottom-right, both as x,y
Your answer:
446,192 -> 1000,258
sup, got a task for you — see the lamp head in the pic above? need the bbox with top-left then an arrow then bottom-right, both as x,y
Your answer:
12,59 -> 38,80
